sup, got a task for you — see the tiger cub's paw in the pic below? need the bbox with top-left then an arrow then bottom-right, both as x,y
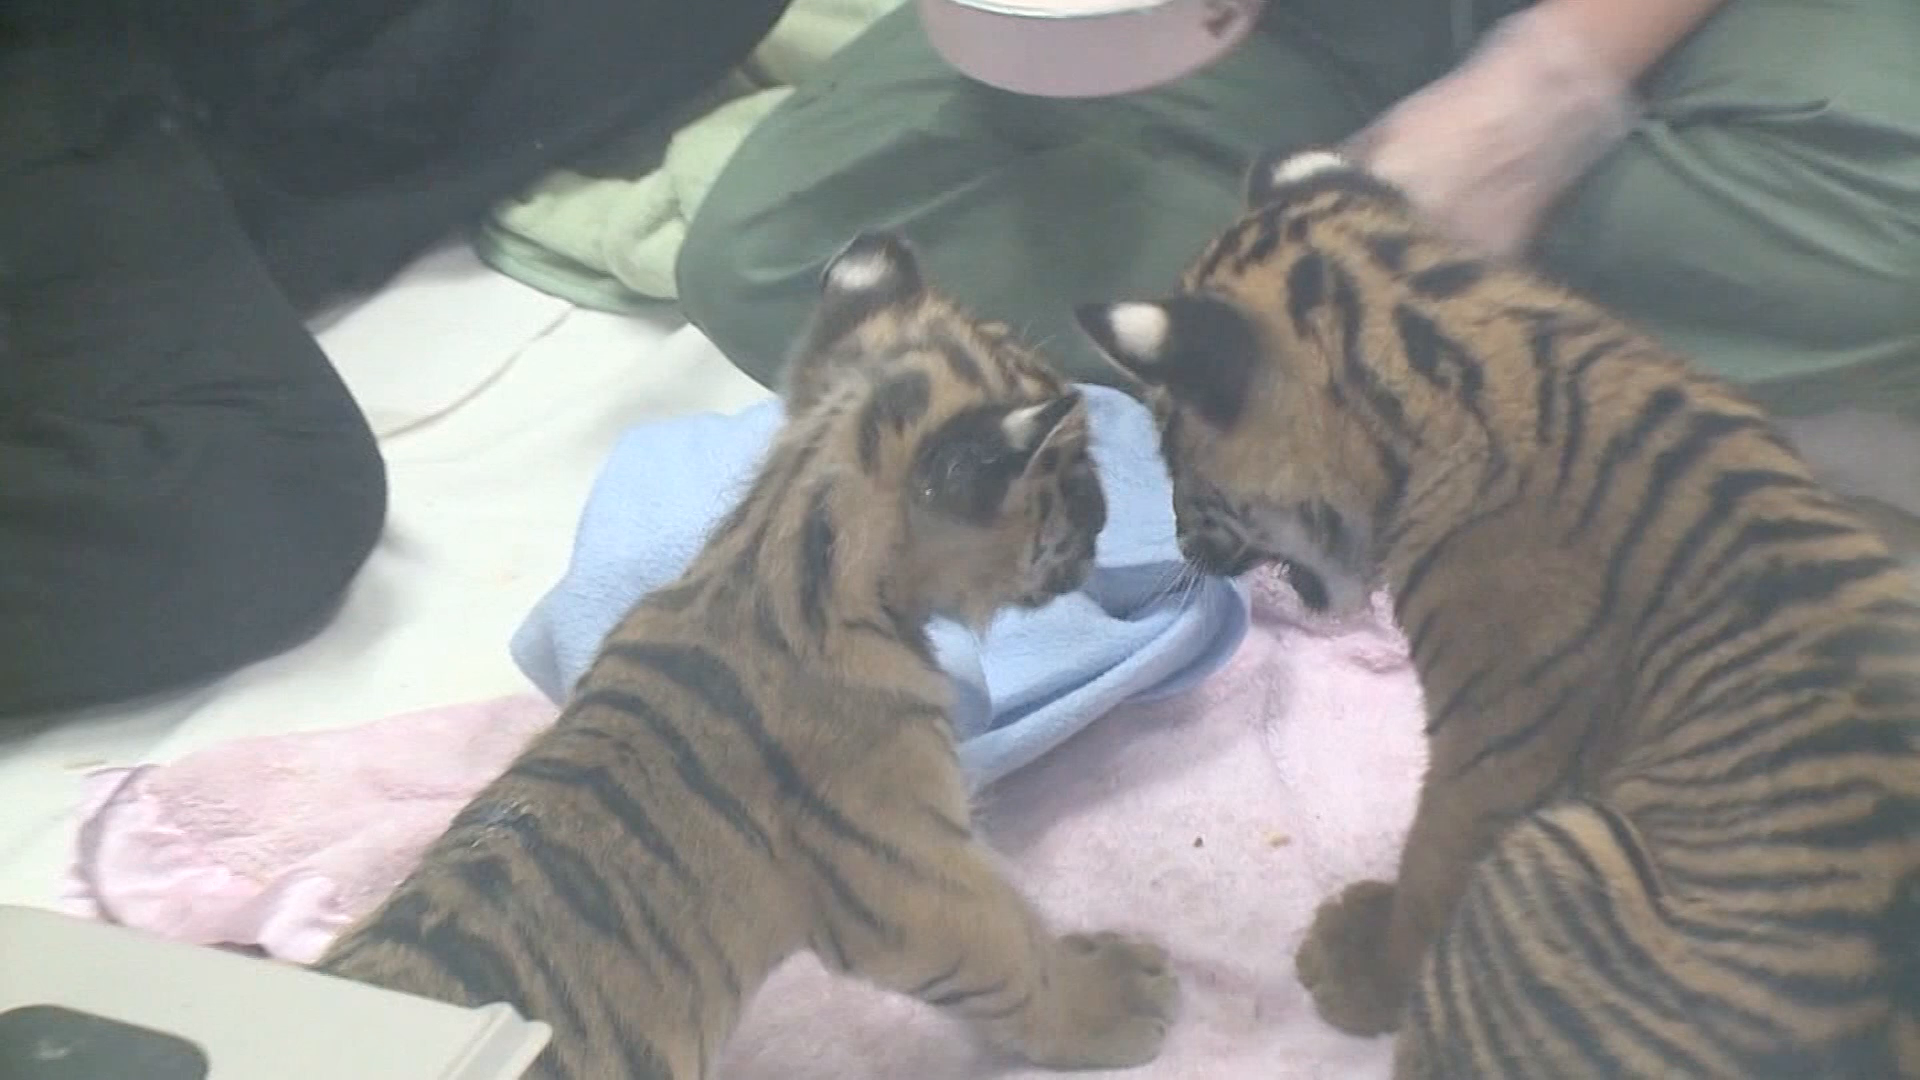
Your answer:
1022,931 -> 1179,1069
1295,879 -> 1405,1037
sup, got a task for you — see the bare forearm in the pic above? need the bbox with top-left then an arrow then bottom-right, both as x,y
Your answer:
1537,0 -> 1730,84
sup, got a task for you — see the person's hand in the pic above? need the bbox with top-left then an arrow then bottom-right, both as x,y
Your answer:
1346,2 -> 1638,262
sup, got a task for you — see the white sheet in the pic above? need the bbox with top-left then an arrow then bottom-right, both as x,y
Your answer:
0,243 -> 770,911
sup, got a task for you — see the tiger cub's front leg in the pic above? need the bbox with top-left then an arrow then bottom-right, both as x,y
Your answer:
823,837 -> 1178,1069
1296,767 -> 1516,1037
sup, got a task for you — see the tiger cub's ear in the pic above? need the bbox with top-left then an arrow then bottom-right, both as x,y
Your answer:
1244,145 -> 1413,213
819,229 -> 924,311
1003,395 -> 1079,470
914,396 -> 1078,524
1074,296 -> 1259,428
784,230 -> 928,413
1244,146 -> 1356,207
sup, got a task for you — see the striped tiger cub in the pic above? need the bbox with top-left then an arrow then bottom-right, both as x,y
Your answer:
1074,148 -> 1920,1077
315,232 -> 1176,1079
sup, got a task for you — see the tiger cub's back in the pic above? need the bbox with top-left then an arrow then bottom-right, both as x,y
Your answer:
316,232 -> 1176,1079
1076,147 -> 1920,1077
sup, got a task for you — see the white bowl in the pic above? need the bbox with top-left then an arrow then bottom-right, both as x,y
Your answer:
919,0 -> 1267,98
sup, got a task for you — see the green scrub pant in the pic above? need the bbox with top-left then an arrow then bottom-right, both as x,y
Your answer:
676,0 -> 1920,418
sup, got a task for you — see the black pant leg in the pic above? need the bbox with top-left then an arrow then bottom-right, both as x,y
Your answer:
0,40 -> 385,717
155,0 -> 798,313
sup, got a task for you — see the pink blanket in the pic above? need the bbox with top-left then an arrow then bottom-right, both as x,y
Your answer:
67,568 -> 1424,1078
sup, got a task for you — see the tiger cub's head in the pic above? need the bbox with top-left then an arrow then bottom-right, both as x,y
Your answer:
782,231 -> 1107,627
1075,148 -> 1438,616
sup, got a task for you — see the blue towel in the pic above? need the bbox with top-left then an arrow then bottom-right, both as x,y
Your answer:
510,384 -> 1250,789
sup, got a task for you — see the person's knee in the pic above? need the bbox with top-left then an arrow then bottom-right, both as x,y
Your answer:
203,397 -> 387,642
677,142 -> 849,389
0,391 -> 386,716
678,214 -> 786,388
677,1 -> 1009,385
279,405 -> 387,599
149,408 -> 385,699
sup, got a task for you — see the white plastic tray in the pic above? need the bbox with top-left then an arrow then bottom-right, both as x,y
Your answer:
0,905 -> 549,1079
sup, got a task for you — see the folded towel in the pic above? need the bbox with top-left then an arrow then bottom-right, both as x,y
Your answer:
510,384 -> 1250,788
716,573 -> 1421,1080
64,695 -> 557,963
64,570 -> 1421,1079
473,83 -> 790,310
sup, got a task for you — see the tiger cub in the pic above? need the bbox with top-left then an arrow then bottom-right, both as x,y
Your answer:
1075,148 -> 1920,1077
316,232 -> 1177,1079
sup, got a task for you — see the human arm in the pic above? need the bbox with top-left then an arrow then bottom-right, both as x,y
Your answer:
1350,0 -> 1730,261
1548,0 -> 1729,85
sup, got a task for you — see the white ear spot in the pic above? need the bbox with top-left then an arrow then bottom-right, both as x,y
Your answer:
1001,402 -> 1053,451
1108,302 -> 1170,363
826,252 -> 893,293
1269,150 -> 1352,187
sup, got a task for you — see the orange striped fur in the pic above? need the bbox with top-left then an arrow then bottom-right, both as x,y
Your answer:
1078,148 -> 1920,1078
316,233 -> 1175,1078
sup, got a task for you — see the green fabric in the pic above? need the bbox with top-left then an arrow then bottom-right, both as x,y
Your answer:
746,0 -> 904,86
677,0 -> 1920,418
473,0 -> 902,308
1537,0 -> 1920,418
